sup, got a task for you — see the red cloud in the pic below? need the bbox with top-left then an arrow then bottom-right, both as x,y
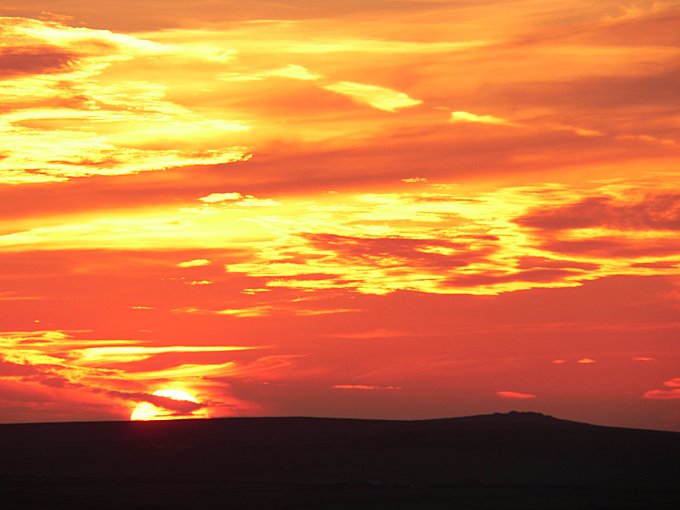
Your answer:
0,48 -> 77,77
305,233 -> 487,270
642,378 -> 680,400
496,391 -> 537,399
643,389 -> 680,400
517,194 -> 680,232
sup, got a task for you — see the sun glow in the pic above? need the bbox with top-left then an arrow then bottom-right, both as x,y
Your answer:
130,389 -> 209,421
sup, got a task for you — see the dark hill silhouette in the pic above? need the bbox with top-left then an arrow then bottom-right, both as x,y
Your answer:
1,412 -> 678,509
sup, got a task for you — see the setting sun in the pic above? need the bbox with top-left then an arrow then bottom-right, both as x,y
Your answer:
130,389 -> 209,421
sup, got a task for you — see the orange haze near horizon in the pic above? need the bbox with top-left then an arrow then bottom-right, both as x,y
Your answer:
0,1 -> 679,431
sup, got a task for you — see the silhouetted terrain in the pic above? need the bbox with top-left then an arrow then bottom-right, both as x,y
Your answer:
1,412 -> 678,509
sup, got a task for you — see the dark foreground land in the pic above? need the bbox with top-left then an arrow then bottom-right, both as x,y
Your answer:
1,412 -> 678,509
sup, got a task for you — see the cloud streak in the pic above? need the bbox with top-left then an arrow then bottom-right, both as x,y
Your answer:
450,111 -> 515,126
496,391 -> 537,399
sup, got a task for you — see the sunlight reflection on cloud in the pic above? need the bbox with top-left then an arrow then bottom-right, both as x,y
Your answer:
0,17 -> 248,183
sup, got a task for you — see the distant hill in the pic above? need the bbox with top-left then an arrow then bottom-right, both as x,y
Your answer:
1,412 -> 678,509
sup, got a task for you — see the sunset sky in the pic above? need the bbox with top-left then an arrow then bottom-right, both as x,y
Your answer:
1,0 -> 679,430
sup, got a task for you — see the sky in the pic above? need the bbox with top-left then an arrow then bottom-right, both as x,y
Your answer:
0,0 -> 679,430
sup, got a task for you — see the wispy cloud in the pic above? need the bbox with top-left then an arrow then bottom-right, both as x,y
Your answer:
323,81 -> 422,112
218,64 -> 320,82
177,302 -> 360,318
198,193 -> 279,207
333,384 -> 402,391
496,391 -> 537,399
450,111 -> 515,126
178,258 -> 211,268
325,329 -> 405,339
74,345 -> 254,365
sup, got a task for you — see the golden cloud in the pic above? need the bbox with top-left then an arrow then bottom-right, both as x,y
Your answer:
2,178 -> 680,296
323,81 -> 422,112
0,17 -> 249,184
178,258 -> 211,268
450,111 -> 515,126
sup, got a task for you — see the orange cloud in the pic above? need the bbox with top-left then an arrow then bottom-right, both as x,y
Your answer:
177,302 -> 360,318
325,329 -> 405,339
